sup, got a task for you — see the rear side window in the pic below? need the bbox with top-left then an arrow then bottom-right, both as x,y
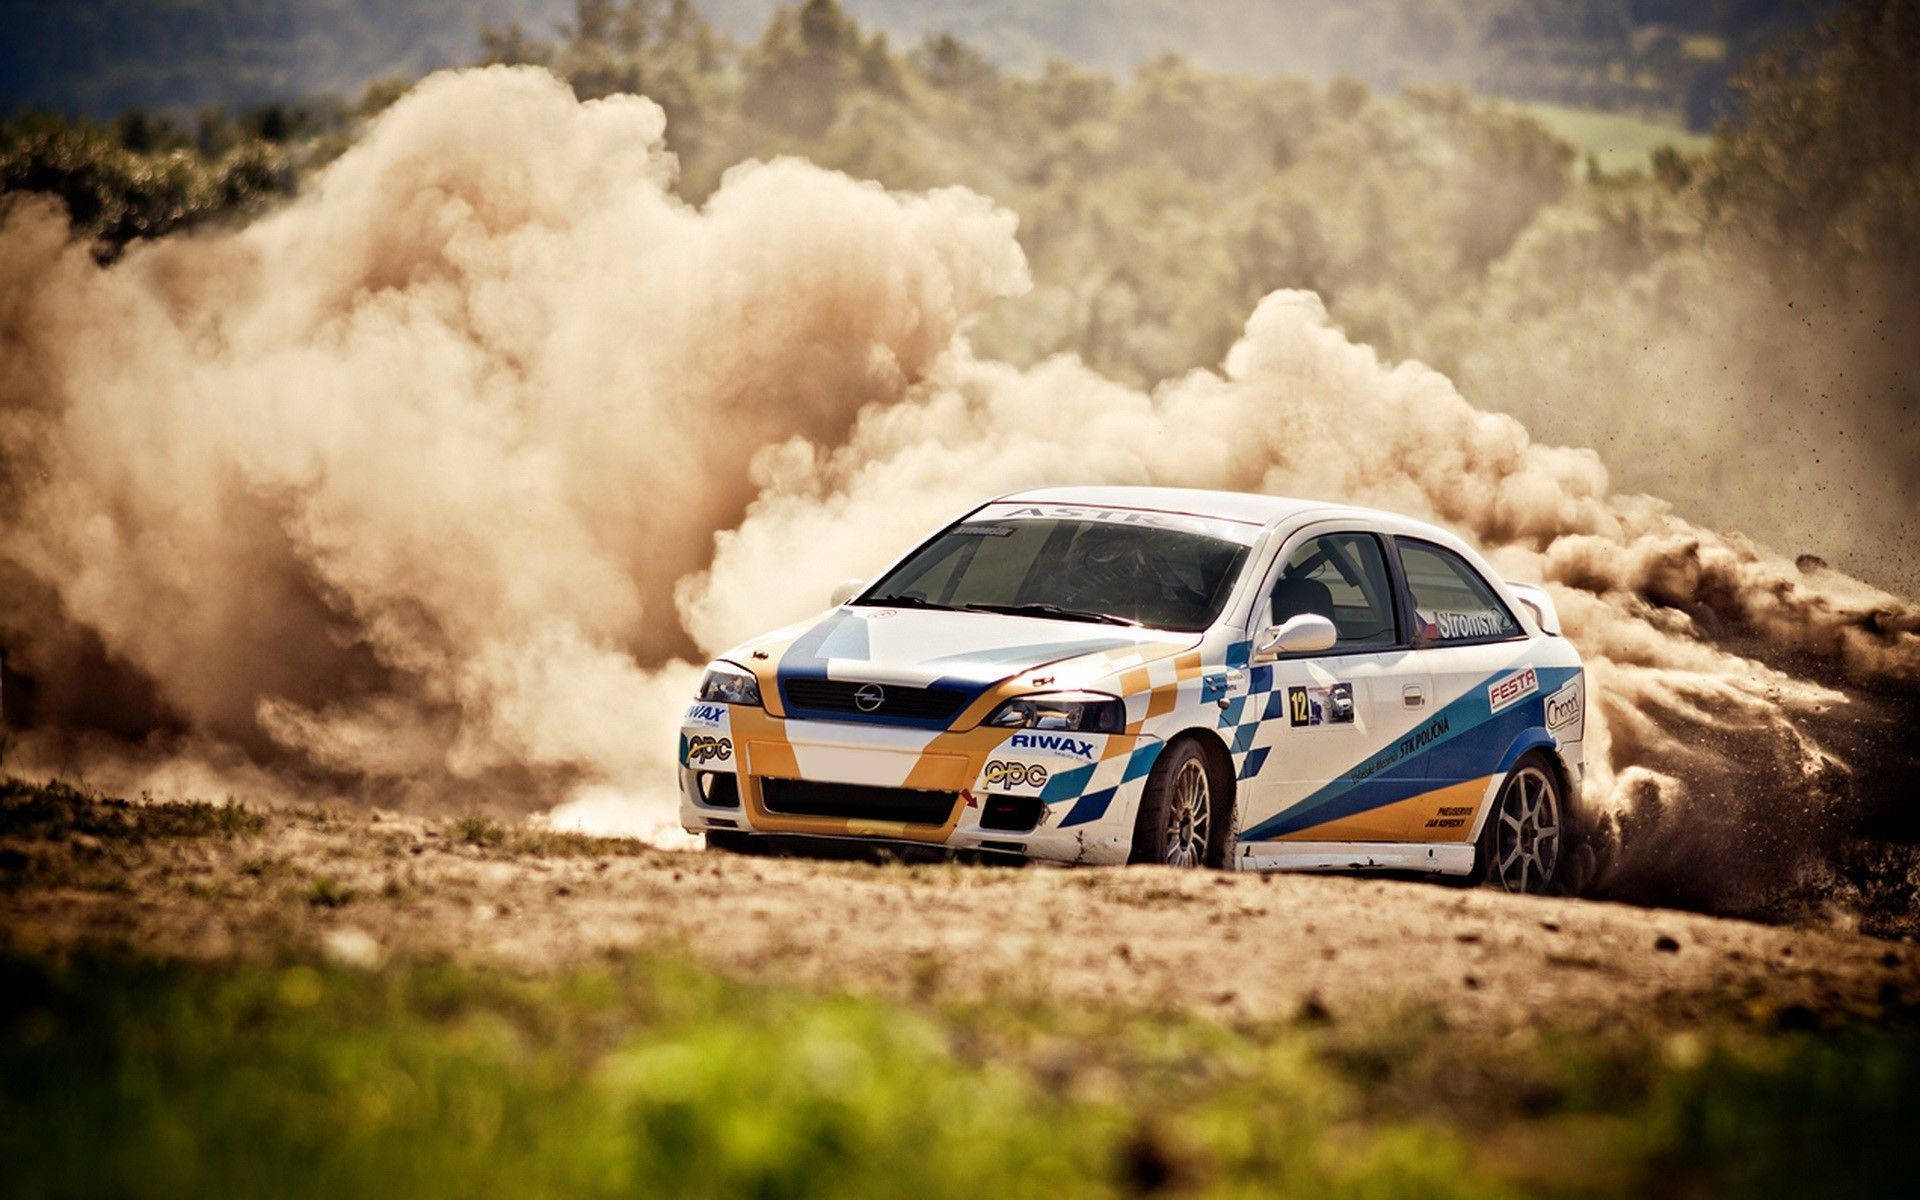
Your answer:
1270,533 -> 1399,649
1397,540 -> 1522,644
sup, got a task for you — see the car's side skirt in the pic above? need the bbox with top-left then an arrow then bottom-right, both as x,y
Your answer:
1234,840 -> 1476,876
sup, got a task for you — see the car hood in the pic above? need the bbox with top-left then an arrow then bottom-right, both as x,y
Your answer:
734,606 -> 1198,696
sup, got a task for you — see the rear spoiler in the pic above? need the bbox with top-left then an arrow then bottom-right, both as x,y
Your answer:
1505,581 -> 1562,636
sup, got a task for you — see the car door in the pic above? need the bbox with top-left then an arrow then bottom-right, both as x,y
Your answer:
1386,537 -> 1533,841
1234,528 -> 1432,845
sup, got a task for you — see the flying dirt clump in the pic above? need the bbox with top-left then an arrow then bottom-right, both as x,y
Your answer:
2,68 -> 1918,923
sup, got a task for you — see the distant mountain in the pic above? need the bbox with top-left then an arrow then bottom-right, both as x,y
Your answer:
772,0 -> 1841,128
2,0 -> 1838,127
0,0 -> 562,116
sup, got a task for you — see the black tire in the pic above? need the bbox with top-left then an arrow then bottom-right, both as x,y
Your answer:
1128,738 -> 1234,868
1471,750 -> 1575,895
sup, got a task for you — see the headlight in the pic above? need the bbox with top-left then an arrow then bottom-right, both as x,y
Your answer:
696,662 -> 763,706
985,691 -> 1124,733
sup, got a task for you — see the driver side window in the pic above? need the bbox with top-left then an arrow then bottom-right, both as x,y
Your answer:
1270,533 -> 1399,650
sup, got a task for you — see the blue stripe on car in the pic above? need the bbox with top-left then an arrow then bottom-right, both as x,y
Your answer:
1240,665 -> 1578,841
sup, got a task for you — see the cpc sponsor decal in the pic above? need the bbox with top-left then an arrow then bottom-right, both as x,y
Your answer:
685,703 -> 727,727
684,735 -> 733,765
1487,666 -> 1539,715
1008,732 -> 1097,760
1544,676 -> 1584,740
981,760 -> 1050,791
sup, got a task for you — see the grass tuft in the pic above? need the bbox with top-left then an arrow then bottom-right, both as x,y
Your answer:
454,813 -> 505,847
450,812 -> 651,859
305,876 -> 355,908
1,777 -> 265,843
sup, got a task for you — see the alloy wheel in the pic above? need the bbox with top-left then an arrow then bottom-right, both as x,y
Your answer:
1164,757 -> 1211,867
1492,764 -> 1560,893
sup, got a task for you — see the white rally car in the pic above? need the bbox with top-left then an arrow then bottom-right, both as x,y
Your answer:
679,487 -> 1587,893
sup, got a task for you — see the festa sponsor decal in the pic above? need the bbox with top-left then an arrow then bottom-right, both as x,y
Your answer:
1487,667 -> 1539,714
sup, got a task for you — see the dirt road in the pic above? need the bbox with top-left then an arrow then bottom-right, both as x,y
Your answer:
5,802 -> 1911,1035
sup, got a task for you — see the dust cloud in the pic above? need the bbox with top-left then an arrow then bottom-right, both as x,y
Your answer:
0,67 -> 1025,836
2,67 -> 1915,918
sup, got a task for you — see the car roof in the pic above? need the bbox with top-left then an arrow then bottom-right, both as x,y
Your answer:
992,485 -> 1382,531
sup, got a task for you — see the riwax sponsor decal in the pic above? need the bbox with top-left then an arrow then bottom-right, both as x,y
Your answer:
685,735 -> 732,765
1008,732 -> 1097,760
1545,676 -> 1583,738
685,703 -> 726,727
1487,666 -> 1539,714
981,760 -> 1049,790
952,523 -> 1016,537
1287,682 -> 1354,727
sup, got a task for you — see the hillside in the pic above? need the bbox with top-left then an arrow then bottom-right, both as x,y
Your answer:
1,0 -> 1837,125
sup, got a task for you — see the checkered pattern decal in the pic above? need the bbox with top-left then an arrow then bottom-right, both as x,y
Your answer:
1046,638 -> 1283,826
1047,738 -> 1166,827
1213,639 -> 1280,783
1037,644 -> 1202,828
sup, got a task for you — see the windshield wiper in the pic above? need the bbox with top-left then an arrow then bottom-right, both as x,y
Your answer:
958,602 -> 1141,627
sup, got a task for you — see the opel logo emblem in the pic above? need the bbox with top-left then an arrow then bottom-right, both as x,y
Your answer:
854,683 -> 886,712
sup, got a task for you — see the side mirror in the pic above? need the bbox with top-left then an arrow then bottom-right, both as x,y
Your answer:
1254,613 -> 1338,660
829,578 -> 865,607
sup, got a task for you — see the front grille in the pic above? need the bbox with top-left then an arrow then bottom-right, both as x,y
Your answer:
759,778 -> 959,826
781,677 -> 971,725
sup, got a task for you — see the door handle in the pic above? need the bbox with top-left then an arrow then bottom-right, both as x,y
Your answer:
1402,683 -> 1426,708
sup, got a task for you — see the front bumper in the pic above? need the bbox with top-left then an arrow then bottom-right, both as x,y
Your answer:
676,701 -> 1161,865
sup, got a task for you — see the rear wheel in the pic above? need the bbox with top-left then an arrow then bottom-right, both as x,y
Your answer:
1129,739 -> 1232,868
1475,752 -> 1569,894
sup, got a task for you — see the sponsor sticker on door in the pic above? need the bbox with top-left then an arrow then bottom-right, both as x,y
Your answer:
1544,676 -> 1584,741
1287,682 -> 1353,727
1487,667 -> 1539,714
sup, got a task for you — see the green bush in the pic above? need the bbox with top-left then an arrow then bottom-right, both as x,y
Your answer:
4,947 -> 1917,1198
0,953 -> 1495,1200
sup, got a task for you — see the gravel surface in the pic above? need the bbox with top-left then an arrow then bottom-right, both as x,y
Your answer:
5,806 -> 1913,1034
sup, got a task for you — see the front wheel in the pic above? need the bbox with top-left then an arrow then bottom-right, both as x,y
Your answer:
1475,752 -> 1573,894
1129,739 -> 1232,868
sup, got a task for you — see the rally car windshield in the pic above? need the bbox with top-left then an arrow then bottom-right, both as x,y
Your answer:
857,517 -> 1251,632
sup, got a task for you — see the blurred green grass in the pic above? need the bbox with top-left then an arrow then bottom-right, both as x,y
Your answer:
3,949 -> 1917,1199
